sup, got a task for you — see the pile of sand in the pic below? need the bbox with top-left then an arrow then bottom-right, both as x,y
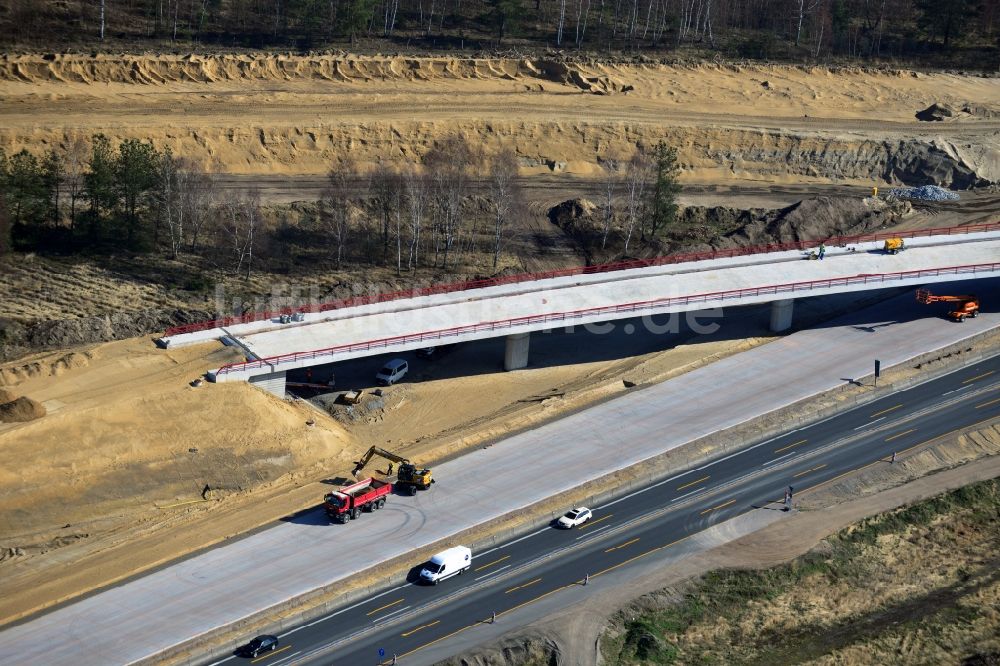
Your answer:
0,54 -> 626,93
0,396 -> 45,423
0,338 -> 355,545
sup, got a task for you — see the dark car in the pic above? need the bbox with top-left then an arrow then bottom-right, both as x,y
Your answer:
241,634 -> 279,658
416,344 -> 457,360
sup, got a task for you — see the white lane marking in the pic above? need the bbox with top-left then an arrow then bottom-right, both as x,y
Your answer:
856,416 -> 885,429
304,583 -> 411,627
295,365 -> 1000,641
271,651 -> 301,666
371,605 -> 412,623
693,422 -> 824,471
282,625 -> 307,636
205,655 -> 238,666
670,486 -> 707,502
490,526 -> 550,551
474,565 -> 512,581
576,524 -> 612,539
598,468 -> 700,509
762,452 -> 796,467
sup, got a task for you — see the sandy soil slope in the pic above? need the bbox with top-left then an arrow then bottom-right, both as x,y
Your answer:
1,55 -> 997,185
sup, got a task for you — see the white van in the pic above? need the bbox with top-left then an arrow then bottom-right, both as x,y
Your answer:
375,359 -> 408,386
419,546 -> 472,585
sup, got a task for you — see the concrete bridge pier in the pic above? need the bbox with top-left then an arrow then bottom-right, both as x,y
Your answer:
770,298 -> 795,333
504,333 -> 531,371
249,370 -> 287,397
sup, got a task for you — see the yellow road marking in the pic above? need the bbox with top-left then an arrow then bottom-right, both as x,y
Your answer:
885,428 -> 917,442
976,396 -> 1000,409
963,370 -> 995,384
699,498 -> 736,515
505,577 -> 542,594
577,514 -> 612,530
401,619 -> 440,637
250,645 -> 291,663
801,414 -> 1000,498
677,475 -> 710,491
593,533 -> 697,579
399,621 -> 477,660
792,463 -> 827,479
871,403 -> 903,418
604,537 -> 640,553
402,533 -> 707,659
399,414 -> 1000,665
774,439 -> 806,453
366,597 -> 404,616
474,555 -> 510,572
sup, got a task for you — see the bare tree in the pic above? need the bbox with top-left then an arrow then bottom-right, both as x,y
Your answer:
600,159 -> 619,249
158,153 -> 216,259
623,150 -> 651,254
558,0 -> 567,44
424,135 -> 479,269
486,147 -> 521,269
370,163 -> 396,264
62,136 -> 89,232
100,0 -> 105,40
222,189 -> 261,279
403,166 -> 428,270
321,165 -> 353,268
796,0 -> 821,45
575,0 -> 591,46
183,162 -> 216,255
157,149 -> 182,258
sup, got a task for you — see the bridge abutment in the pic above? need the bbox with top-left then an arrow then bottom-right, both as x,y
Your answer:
249,370 -> 287,397
504,333 -> 531,370
770,298 -> 795,332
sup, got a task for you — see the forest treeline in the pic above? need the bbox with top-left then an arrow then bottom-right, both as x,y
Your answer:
0,135 -> 680,281
0,0 -> 995,65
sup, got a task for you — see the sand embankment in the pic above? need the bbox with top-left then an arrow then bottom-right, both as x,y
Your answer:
1,55 -> 997,185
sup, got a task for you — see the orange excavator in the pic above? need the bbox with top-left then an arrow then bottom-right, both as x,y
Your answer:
916,289 -> 980,322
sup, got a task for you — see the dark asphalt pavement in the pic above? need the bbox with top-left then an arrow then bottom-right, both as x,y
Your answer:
211,354 -> 1000,666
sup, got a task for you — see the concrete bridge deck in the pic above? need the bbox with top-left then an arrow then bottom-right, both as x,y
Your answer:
179,230 -> 1000,384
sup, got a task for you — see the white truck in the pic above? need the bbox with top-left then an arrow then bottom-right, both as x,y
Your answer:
419,546 -> 472,585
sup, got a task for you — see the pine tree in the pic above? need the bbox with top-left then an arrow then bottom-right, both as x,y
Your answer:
643,141 -> 681,242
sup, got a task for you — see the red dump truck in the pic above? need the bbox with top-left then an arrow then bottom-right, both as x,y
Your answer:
324,477 -> 392,523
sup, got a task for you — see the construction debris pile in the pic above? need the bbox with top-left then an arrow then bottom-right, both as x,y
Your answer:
886,185 -> 960,201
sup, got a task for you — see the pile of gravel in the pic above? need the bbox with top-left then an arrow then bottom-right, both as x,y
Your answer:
886,185 -> 960,201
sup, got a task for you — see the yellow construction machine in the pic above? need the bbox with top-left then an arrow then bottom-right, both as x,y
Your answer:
883,238 -> 905,254
916,289 -> 980,322
351,446 -> 434,495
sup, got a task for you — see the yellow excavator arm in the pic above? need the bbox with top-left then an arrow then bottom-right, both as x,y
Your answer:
352,446 -> 411,478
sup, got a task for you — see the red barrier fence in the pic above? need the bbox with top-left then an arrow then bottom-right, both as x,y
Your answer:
168,222 -> 1000,338
213,261 -> 1000,377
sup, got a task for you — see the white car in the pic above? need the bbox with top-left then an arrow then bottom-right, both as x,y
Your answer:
557,507 -> 592,529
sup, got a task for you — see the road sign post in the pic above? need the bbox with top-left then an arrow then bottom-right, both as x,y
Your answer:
874,359 -> 881,387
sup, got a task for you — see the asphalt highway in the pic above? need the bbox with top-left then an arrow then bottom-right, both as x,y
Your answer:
210,354 -> 1000,666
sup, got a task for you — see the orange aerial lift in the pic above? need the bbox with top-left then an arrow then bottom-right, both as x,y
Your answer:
916,289 -> 980,322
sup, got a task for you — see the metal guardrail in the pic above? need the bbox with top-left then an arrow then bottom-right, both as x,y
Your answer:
168,222 -> 1000,338
214,261 -> 1000,377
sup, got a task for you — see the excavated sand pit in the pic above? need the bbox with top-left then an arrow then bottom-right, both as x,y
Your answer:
1,55 -> 998,186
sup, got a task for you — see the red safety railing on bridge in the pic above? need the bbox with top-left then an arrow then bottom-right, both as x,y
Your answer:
168,221 -> 1000,338
213,261 -> 1000,377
